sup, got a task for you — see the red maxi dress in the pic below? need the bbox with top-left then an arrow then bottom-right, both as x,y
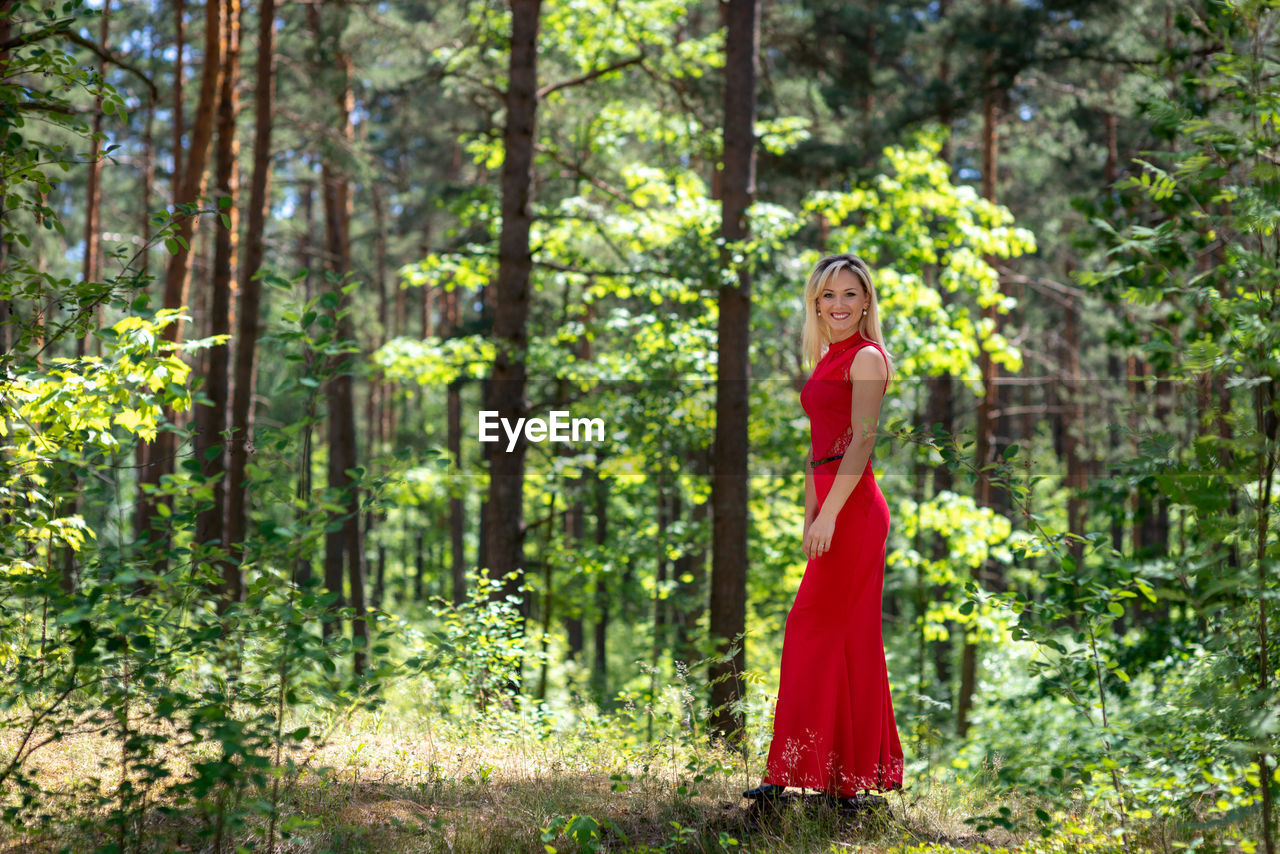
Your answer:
762,331 -> 904,796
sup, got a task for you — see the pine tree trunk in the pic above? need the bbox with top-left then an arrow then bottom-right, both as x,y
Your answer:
709,0 -> 759,742
485,0 -> 543,691
171,0 -> 184,182
161,0 -> 222,344
310,2 -> 367,672
196,0 -> 241,608
1062,288 -> 1086,572
226,0 -> 275,565
937,0 -> 953,163
141,25 -> 155,282
137,0 -> 223,555
565,490 -> 585,661
445,285 -> 466,604
592,465 -> 610,703
958,0 -> 1003,739
80,0 -> 108,351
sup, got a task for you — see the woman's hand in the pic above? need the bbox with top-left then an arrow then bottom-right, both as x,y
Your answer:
803,511 -> 837,559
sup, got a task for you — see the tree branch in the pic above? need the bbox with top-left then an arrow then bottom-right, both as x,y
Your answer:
65,31 -> 159,100
425,245 -> 668,279
537,53 -> 644,100
534,141 -> 630,204
0,22 -> 73,53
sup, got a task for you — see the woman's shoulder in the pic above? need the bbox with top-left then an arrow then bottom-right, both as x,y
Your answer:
849,345 -> 889,380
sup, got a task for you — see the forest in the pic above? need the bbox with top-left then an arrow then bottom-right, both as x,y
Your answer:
1,0 -> 1278,851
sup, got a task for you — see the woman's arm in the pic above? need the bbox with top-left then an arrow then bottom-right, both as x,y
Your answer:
802,347 -> 887,560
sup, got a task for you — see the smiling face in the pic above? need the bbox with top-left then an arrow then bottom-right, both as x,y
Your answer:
816,268 -> 867,341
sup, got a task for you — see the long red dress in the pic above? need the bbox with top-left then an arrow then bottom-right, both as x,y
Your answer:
761,331 -> 904,796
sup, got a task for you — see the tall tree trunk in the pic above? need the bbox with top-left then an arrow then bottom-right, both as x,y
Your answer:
1062,288 -> 1086,572
929,8 -> 957,693
171,0 -> 185,183
591,464 -> 610,703
445,285 -> 466,604
937,0 -> 953,164
141,22 -> 155,282
565,485 -> 586,660
709,0 -> 759,742
80,0 -> 108,354
196,0 -> 241,608
484,0 -> 542,695
362,179 -> 389,614
137,0 -> 223,553
226,0 -> 276,565
161,0 -> 222,343
926,372 -> 955,697
311,1 -> 367,673
957,0 -> 1003,739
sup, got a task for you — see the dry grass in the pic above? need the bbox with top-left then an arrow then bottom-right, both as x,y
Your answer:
0,695 -> 1065,854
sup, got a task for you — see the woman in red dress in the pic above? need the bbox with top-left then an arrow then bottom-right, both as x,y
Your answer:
744,253 -> 904,806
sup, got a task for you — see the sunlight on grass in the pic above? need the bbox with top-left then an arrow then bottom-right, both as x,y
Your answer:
2,676 -> 1136,853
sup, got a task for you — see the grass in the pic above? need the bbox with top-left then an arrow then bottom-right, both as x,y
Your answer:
0,680 -> 1143,854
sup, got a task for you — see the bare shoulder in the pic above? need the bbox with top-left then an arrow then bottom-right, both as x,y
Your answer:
848,346 -> 888,383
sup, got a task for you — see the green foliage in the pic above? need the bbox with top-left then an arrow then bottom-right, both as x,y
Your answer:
541,812 -> 628,854
1059,2 -> 1280,845
411,568 -> 546,715
801,132 -> 1036,382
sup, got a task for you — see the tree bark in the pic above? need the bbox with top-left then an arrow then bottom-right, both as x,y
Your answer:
311,1 -> 368,673
709,0 -> 759,742
591,464 -> 610,703
196,0 -> 241,609
171,0 -> 184,183
1062,288 -> 1086,572
80,0 -> 108,354
137,0 -> 223,553
925,372 -> 955,696
226,0 -> 276,567
937,0 -> 953,164
161,0 -> 222,346
957,0 -> 1004,739
484,0 -> 543,689
141,20 -> 155,282
445,285 -> 466,604
565,486 -> 585,660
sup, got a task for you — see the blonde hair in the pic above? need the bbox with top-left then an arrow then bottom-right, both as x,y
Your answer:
801,253 -> 893,381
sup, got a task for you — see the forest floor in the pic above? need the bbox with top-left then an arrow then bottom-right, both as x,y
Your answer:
0,689 -> 1145,854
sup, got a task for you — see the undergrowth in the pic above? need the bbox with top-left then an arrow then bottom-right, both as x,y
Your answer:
0,676 -> 1163,854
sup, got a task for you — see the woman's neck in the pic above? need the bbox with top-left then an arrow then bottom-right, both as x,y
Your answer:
828,330 -> 862,345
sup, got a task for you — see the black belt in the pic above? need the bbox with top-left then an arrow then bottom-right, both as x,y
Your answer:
810,454 -> 844,468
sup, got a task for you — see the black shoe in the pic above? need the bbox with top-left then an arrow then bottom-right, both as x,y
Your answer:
743,783 -> 785,800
